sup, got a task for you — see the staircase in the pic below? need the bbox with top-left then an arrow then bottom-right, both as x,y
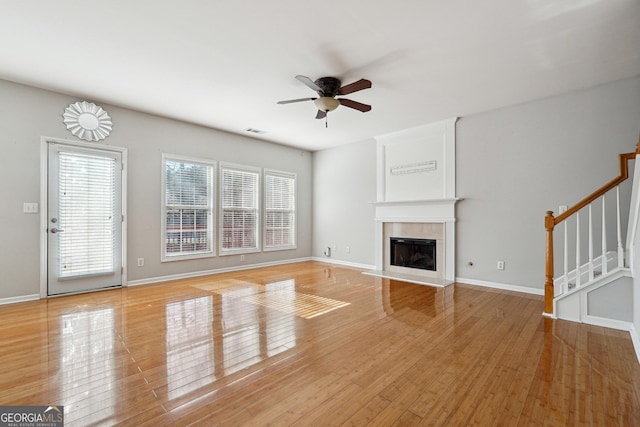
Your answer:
544,143 -> 640,336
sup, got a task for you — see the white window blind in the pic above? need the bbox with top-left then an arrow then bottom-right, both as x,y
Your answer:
221,165 -> 259,252
163,157 -> 215,260
264,171 -> 296,250
58,151 -> 116,277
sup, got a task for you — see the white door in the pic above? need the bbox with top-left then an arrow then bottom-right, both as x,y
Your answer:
47,142 -> 124,295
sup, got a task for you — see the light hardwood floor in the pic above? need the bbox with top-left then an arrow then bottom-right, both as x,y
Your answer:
1,261 -> 639,426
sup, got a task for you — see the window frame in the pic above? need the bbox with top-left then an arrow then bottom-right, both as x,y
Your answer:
219,162 -> 261,256
263,169 -> 297,251
161,153 -> 216,262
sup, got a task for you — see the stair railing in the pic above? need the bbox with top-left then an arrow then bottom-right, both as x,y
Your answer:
544,144 -> 640,316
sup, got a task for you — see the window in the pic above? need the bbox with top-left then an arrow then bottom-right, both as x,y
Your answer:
57,150 -> 117,277
220,163 -> 260,254
162,155 -> 215,261
264,170 -> 296,250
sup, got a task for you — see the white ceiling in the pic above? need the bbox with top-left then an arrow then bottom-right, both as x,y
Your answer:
1,1 -> 639,151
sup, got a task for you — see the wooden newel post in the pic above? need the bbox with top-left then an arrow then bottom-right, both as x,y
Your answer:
544,211 -> 555,315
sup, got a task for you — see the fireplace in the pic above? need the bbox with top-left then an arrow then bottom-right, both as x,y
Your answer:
390,237 -> 436,271
381,221 -> 446,282
365,118 -> 459,287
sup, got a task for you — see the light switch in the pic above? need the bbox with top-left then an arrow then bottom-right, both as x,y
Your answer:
23,203 -> 38,213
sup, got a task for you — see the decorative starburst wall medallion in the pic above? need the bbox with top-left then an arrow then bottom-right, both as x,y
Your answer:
63,101 -> 113,141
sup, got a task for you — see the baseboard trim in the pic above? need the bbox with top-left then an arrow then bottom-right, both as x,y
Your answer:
127,257 -> 312,287
582,314 -> 634,332
362,270 -> 452,288
455,277 -> 544,296
0,294 -> 40,305
309,257 -> 375,270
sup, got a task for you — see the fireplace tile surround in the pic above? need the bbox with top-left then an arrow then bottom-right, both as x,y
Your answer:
364,198 -> 459,287
384,222 -> 444,279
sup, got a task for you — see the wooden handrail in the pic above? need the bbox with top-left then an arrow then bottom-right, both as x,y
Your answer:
554,152 -> 637,225
544,137 -> 640,316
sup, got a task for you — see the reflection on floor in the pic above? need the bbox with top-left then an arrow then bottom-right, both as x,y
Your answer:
241,291 -> 350,319
0,261 -> 638,426
194,278 -> 350,319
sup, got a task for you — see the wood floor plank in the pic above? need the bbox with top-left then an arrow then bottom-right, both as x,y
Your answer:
0,262 -> 638,426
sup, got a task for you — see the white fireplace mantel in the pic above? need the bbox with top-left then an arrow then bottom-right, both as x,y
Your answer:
370,198 -> 461,224
370,198 -> 461,206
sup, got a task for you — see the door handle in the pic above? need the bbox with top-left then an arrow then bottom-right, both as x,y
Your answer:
50,228 -> 65,234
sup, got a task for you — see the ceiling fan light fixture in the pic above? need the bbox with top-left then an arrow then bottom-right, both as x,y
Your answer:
314,97 -> 340,112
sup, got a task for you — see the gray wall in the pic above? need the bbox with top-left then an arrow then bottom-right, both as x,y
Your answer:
0,79 -> 312,299
312,139 -> 377,266
313,76 -> 640,291
587,277 -> 633,321
456,76 -> 640,288
2,75 -> 639,300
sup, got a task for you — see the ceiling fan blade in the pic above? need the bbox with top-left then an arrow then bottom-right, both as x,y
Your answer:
277,97 -> 317,104
315,110 -> 327,119
295,75 -> 322,93
338,98 -> 372,112
337,79 -> 372,95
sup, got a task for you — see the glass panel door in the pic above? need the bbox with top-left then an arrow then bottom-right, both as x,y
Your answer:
47,142 -> 123,295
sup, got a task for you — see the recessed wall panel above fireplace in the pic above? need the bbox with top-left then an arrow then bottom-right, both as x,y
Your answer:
376,118 -> 457,202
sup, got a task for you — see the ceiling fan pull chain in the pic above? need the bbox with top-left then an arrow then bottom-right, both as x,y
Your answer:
325,114 -> 328,128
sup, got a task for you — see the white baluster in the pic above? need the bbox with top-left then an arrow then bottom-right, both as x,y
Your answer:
563,219 -> 568,294
576,212 -> 581,288
616,186 -> 624,268
588,204 -> 594,282
602,194 -> 608,275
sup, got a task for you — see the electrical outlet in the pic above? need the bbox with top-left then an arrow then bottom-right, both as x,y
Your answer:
346,246 -> 351,254
497,260 -> 505,270
240,254 -> 245,261
137,258 -> 144,267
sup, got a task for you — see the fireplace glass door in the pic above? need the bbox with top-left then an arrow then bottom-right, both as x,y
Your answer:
390,237 -> 436,271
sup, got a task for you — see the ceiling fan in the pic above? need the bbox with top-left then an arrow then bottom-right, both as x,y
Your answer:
277,75 -> 372,126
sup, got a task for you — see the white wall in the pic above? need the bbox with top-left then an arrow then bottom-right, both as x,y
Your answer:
313,76 -> 640,291
631,158 -> 640,357
0,79 -> 312,300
